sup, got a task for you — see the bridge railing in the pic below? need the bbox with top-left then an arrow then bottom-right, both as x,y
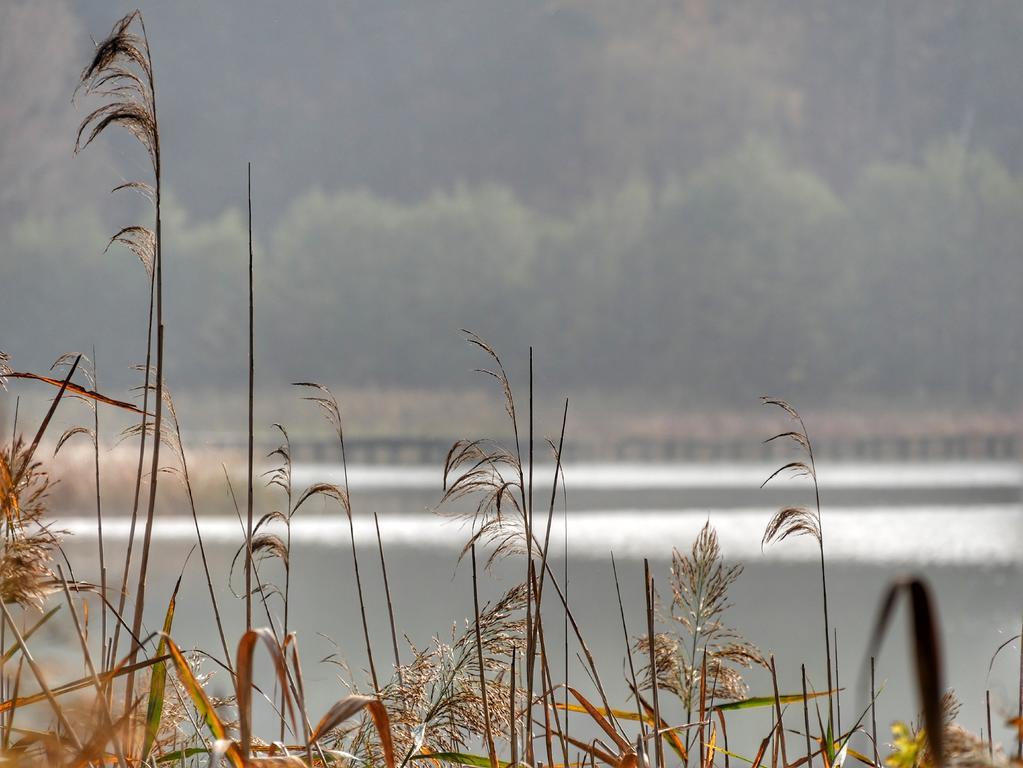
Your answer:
190,432 -> 1021,465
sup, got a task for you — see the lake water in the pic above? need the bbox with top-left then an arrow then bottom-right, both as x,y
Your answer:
52,461 -> 1023,757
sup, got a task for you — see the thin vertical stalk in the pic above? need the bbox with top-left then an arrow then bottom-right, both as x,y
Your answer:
339,427 -> 379,692
296,385 -> 382,694
349,515 -> 379,691
611,552 -> 645,736
770,656 -> 787,767
110,262 -> 154,672
471,543 -> 497,768
645,560 -> 663,768
172,413 -> 232,670
833,629 -> 841,740
375,512 -> 402,687
1017,615 -> 1022,759
563,468 -> 570,763
699,653 -> 708,768
986,689 -> 993,760
246,161 -> 255,633
803,664 -> 812,768
535,399 -> 569,609
127,319 -> 163,710
91,350 -> 108,668
509,647 -> 517,768
126,16 -> 163,713
524,348 -> 535,768
530,569 -> 559,768
871,658 -> 879,768
804,422 -> 834,734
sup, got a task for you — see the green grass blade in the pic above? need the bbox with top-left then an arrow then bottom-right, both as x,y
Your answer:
165,637 -> 243,768
141,576 -> 180,762
409,752 -> 512,768
713,690 -> 835,712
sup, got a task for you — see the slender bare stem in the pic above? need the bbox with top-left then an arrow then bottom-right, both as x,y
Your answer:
645,560 -> 663,768
471,543 -> 497,768
375,512 -> 402,687
246,161 -> 255,633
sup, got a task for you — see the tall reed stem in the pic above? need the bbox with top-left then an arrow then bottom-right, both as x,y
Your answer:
246,162 -> 255,633
126,16 -> 165,713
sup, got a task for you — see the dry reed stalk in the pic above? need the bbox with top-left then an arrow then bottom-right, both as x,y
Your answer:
74,10 -> 165,719
528,564 -> 560,768
295,382 -> 380,691
612,551 -> 646,737
471,542 -> 498,768
525,347 -> 535,768
375,511 -> 403,688
534,399 -> 569,614
509,646 -> 518,766
246,162 -> 255,634
90,351 -> 108,670
834,629 -> 842,741
769,656 -> 787,768
1018,615 -> 1022,760
870,657 -> 877,768
109,266 -> 153,678
761,397 -> 834,735
165,398 -> 233,671
803,664 -> 813,768
645,560 -> 663,768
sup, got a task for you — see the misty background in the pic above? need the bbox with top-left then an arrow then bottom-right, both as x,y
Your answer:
4,1 -> 1023,433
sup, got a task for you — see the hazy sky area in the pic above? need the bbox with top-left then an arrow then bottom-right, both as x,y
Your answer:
3,1 -> 1023,427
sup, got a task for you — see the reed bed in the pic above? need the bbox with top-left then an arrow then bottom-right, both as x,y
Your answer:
0,9 -> 1013,768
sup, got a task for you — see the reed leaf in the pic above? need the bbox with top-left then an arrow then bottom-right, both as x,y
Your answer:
165,637 -> 244,768
141,576 -> 181,763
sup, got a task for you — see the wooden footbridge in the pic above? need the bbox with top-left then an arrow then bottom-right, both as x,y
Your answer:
194,431 -> 1021,465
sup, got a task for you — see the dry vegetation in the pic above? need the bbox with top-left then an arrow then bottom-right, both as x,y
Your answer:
0,9 -> 1017,768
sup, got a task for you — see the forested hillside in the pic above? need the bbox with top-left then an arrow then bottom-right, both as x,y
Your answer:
3,0 -> 1022,407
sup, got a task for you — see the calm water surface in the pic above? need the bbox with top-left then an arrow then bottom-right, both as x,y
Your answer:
52,462 -> 1023,754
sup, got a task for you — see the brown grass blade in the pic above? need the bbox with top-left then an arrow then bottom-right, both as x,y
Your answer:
311,695 -> 395,768
165,637 -> 243,768
7,372 -> 145,415
567,687 -> 630,753
237,628 -> 296,763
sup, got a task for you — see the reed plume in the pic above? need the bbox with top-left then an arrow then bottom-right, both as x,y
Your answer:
75,8 -> 165,720
760,397 -> 835,740
636,523 -> 765,746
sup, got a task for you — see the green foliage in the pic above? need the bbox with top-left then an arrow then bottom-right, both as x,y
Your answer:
7,139 -> 1023,407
